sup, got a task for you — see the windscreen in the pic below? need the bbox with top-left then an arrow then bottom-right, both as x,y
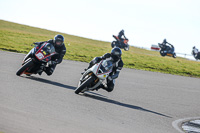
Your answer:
41,43 -> 55,55
98,60 -> 113,74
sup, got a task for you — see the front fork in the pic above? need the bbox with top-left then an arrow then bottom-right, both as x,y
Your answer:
80,72 -> 100,90
23,48 -> 35,64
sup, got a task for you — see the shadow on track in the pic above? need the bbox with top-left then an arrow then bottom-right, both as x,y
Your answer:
22,76 -> 76,90
21,76 -> 170,118
83,93 -> 172,118
22,76 -> 107,98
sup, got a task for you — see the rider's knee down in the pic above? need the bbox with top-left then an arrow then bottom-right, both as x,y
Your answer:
106,85 -> 114,92
46,71 -> 53,76
45,67 -> 54,76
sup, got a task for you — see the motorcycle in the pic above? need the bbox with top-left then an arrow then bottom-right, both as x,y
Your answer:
111,35 -> 129,51
16,42 -> 57,76
158,43 -> 176,58
75,59 -> 113,94
192,49 -> 200,60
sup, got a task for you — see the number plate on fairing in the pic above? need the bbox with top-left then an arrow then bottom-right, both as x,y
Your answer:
35,52 -> 44,60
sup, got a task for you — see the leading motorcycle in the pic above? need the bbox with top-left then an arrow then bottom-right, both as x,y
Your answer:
16,42 -> 57,76
192,49 -> 200,60
75,59 -> 113,94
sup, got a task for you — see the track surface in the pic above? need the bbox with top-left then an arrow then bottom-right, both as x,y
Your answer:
0,51 -> 200,133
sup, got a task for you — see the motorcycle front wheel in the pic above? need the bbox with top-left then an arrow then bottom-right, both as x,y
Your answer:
124,45 -> 129,51
75,76 -> 94,94
16,59 -> 34,76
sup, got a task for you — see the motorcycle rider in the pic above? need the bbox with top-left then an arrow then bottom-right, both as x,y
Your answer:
118,29 -> 127,40
192,46 -> 199,55
86,47 -> 123,92
23,34 -> 66,76
192,46 -> 199,59
161,39 -> 174,53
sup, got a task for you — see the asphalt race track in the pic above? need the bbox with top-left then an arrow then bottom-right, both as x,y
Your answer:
0,51 -> 200,133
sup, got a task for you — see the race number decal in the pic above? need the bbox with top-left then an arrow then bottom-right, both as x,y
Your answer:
35,52 -> 44,60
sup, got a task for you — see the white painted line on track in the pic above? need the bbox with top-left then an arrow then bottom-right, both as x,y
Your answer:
172,117 -> 200,133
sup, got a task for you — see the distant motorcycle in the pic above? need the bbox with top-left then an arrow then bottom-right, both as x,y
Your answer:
75,59 -> 113,94
111,35 -> 129,51
192,49 -> 200,60
158,43 -> 176,58
16,42 -> 57,76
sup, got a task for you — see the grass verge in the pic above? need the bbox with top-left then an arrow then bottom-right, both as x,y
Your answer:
0,19 -> 200,78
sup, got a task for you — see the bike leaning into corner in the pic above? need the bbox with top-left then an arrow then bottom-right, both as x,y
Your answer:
192,46 -> 200,60
158,39 -> 176,58
16,42 -> 57,76
75,58 -> 113,94
111,30 -> 129,51
75,47 -> 123,94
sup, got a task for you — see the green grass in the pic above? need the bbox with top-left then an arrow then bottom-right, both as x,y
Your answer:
1,19 -> 200,77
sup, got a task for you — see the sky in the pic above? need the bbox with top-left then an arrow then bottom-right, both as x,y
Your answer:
0,0 -> 200,56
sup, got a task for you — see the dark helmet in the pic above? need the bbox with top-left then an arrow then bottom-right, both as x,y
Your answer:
121,29 -> 124,34
111,47 -> 122,61
193,46 -> 196,49
163,39 -> 167,43
54,34 -> 64,47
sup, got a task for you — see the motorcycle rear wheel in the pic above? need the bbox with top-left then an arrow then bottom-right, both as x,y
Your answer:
111,41 -> 117,48
16,59 -> 34,76
160,50 -> 166,57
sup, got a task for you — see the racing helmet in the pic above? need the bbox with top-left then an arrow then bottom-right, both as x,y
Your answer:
54,34 -> 64,47
111,47 -> 122,61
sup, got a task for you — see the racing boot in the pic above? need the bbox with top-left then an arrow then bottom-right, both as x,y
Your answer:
94,83 -> 107,91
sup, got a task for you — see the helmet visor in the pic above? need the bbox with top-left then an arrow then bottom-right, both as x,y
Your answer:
55,41 -> 62,46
